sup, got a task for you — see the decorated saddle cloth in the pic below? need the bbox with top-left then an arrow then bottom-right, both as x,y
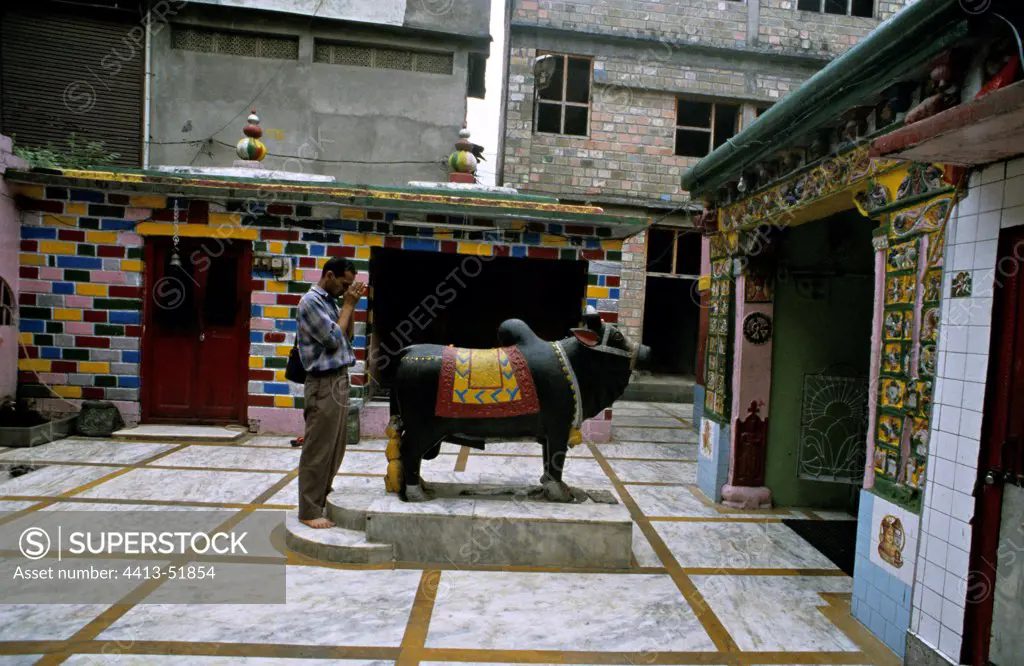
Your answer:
435,346 -> 540,418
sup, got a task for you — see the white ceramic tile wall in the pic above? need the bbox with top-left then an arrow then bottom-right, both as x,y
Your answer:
910,158 -> 1024,663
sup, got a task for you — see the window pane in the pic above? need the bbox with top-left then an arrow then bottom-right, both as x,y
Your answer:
536,102 -> 562,133
798,0 -> 821,10
851,0 -> 873,16
713,104 -> 739,149
646,228 -> 675,273
675,129 -> 711,157
824,0 -> 847,14
565,58 -> 591,104
677,99 -> 712,128
204,254 -> 239,327
564,105 -> 589,136
675,231 -> 701,275
538,55 -> 565,101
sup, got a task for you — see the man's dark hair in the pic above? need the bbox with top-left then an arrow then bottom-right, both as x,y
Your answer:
322,258 -> 356,278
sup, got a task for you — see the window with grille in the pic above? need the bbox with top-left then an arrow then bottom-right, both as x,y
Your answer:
646,227 -> 701,277
0,278 -> 15,327
172,26 -> 299,60
313,41 -> 454,75
797,0 -> 874,17
534,54 -> 592,137
674,99 -> 740,158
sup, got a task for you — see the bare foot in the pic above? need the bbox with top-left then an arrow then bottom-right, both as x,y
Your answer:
300,517 -> 335,529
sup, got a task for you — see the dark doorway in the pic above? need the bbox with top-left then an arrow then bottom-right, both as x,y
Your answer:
641,276 -> 699,375
368,248 -> 588,388
141,238 -> 251,424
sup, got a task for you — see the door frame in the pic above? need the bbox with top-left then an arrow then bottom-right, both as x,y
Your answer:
140,237 -> 252,425
965,225 -> 1024,665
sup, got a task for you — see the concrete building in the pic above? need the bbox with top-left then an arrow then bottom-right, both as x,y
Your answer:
1,0 -> 490,184
498,0 -> 916,399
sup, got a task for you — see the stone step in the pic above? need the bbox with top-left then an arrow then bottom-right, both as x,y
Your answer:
611,426 -> 696,443
283,512 -> 394,564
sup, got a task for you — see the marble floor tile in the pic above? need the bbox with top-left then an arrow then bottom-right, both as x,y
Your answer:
0,440 -> 174,466
350,439 -> 387,451
114,425 -> 244,441
0,500 -> 40,512
611,416 -> 687,428
625,485 -> 774,518
149,445 -> 300,472
691,575 -> 855,652
266,477 -> 298,505
0,604 -> 108,641
462,456 -> 613,489
632,524 -> 662,567
0,464 -> 121,499
64,658 -> 392,666
0,657 -> 44,666
608,460 -> 696,484
98,567 -> 422,646
76,468 -> 287,505
425,571 -> 716,651
655,522 -> 838,569
243,435 -> 296,447
598,442 -> 697,460
612,427 -> 697,443
338,451 -> 392,475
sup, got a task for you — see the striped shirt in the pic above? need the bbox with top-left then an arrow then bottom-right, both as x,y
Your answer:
296,285 -> 355,374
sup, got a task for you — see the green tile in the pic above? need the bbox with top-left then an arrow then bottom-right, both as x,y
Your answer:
34,334 -> 54,346
95,324 -> 124,336
587,274 -> 599,285
264,357 -> 287,369
560,248 -> 577,261
607,251 -> 622,262
95,376 -> 117,388
65,269 -> 91,282
19,385 -> 51,398
77,244 -> 96,257
284,243 -> 308,254
253,241 -> 268,252
287,282 -> 309,294
293,397 -> 304,410
20,307 -> 51,320
46,322 -> 64,334
63,349 -> 90,361
127,247 -> 143,260
95,298 -> 142,311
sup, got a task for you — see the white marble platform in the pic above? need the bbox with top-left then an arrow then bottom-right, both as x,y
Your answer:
0,439 -> 174,465
113,425 -> 246,441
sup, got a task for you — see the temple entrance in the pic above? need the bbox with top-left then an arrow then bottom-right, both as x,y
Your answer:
141,237 -> 252,424
765,212 -> 875,512
367,247 -> 588,392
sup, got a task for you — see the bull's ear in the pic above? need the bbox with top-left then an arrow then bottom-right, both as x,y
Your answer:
571,328 -> 599,346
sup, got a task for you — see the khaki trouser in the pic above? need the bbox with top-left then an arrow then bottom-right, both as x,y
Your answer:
298,369 -> 350,520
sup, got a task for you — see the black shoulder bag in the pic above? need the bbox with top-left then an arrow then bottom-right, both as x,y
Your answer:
286,340 -> 307,384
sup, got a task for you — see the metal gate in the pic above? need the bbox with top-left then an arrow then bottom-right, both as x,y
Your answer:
797,373 -> 868,484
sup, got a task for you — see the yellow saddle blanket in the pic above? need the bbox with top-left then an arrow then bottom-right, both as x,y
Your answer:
435,345 -> 540,418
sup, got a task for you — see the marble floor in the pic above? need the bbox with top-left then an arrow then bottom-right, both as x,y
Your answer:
0,401 -> 894,665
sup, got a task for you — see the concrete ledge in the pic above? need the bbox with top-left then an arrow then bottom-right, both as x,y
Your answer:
283,512 -> 394,564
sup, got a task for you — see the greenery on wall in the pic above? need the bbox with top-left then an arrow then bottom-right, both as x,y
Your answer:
13,133 -> 119,170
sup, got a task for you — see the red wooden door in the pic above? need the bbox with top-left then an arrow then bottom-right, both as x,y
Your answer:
966,227 -> 1024,665
142,238 -> 251,424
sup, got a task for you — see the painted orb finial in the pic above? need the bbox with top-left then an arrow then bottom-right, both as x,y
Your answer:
236,107 -> 267,161
448,127 -> 477,174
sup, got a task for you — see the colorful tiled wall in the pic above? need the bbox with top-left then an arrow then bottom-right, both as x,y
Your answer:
696,415 -> 730,503
12,183 -> 625,433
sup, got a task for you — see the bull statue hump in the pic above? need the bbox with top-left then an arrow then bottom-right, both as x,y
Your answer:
384,313 -> 650,502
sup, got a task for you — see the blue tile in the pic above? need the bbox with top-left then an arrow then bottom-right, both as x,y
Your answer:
888,573 -> 908,602
325,220 -> 359,231
597,275 -> 606,286
403,239 -> 438,252
879,595 -> 896,623
587,298 -> 598,308
585,239 -> 602,249
276,319 -> 297,332
309,245 -> 325,257
885,622 -> 906,657
356,297 -> 368,311
40,347 -> 61,360
894,602 -> 911,631
353,335 -> 367,348
121,351 -> 140,363
20,320 -> 45,333
867,608 -> 886,638
523,232 -> 541,244
22,226 -> 57,240
251,305 -> 263,317
118,376 -> 140,389
56,256 -> 102,270
52,282 -> 74,295
263,383 -> 290,395
609,288 -> 621,299
866,584 -> 882,611
548,224 -> 563,235
511,246 -> 527,258
384,212 -> 398,222
100,219 -> 135,231
250,332 -> 263,343
69,189 -> 105,203
109,311 -> 140,325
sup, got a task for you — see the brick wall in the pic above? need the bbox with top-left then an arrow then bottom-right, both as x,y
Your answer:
618,231 -> 648,344
759,2 -> 899,57
12,181 -> 627,431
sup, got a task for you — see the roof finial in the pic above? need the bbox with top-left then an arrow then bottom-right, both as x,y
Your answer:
236,107 -> 267,162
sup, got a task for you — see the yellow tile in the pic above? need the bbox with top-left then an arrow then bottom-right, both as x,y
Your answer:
19,359 -> 51,372
131,195 -> 166,208
274,395 -> 294,408
209,213 -> 242,226
13,185 -> 44,199
268,242 -> 284,254
121,259 -> 143,272
42,215 -> 76,228
265,281 -> 286,293
18,332 -> 34,345
340,208 -> 365,220
316,258 -> 328,268
364,234 -> 384,247
541,234 -> 568,246
342,233 -> 364,246
587,286 -> 610,299
249,356 -> 264,368
458,242 -> 493,256
39,241 -> 76,255
274,369 -> 286,382
601,239 -> 623,251
20,253 -> 46,266
66,203 -> 88,216
433,230 -> 454,239
263,306 -> 289,319
76,283 -> 108,297
356,247 -> 371,259
54,385 -> 82,398
54,308 -> 83,321
276,345 -> 292,357
86,231 -> 118,244
80,362 -> 110,374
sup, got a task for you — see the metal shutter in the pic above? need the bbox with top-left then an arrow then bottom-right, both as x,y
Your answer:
1,7 -> 144,167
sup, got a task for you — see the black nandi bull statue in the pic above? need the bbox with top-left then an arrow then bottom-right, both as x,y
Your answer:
383,308 -> 651,502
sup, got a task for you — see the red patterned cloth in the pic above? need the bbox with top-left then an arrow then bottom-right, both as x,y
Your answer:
434,345 -> 541,419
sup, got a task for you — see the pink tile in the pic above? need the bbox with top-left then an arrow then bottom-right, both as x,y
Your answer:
65,295 -> 92,308
250,318 -> 273,330
64,321 -> 93,334
118,232 -> 144,247
251,292 -> 277,305
19,280 -> 49,293
37,373 -> 69,384
124,208 -> 150,221
39,268 -> 63,280
91,270 -> 126,284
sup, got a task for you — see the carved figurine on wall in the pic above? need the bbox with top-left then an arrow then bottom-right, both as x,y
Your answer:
878,515 -> 906,568
733,401 -> 769,487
